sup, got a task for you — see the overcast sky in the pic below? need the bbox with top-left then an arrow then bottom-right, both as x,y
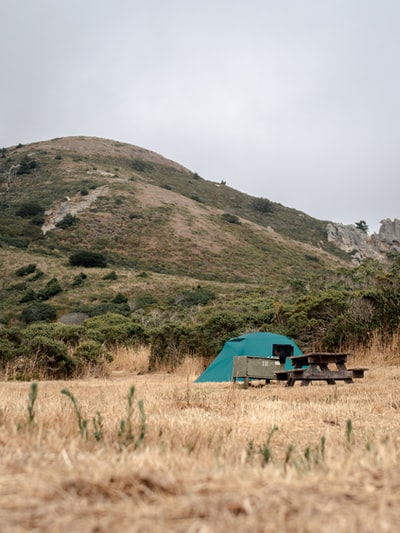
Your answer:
1,1 -> 400,233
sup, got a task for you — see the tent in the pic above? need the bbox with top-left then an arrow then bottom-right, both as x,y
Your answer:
195,331 -> 302,383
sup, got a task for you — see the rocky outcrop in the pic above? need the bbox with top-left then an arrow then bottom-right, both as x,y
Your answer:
327,218 -> 400,263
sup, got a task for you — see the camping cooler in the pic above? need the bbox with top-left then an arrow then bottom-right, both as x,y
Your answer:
232,356 -> 281,386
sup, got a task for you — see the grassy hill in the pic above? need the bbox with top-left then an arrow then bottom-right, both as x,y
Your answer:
0,136 -> 352,325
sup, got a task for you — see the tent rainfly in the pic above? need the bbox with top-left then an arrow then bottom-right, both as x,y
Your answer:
195,331 -> 302,383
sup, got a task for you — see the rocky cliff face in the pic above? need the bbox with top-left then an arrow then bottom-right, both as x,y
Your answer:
327,218 -> 400,263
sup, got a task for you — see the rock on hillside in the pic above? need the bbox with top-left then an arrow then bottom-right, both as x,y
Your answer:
327,218 -> 400,263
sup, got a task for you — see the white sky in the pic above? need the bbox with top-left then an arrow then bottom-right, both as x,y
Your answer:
1,0 -> 400,233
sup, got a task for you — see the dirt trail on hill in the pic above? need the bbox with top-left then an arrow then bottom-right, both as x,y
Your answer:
41,185 -> 108,234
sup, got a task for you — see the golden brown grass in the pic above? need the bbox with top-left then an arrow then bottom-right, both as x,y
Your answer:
0,346 -> 399,532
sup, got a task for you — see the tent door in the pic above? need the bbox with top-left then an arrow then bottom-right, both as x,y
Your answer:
273,344 -> 294,366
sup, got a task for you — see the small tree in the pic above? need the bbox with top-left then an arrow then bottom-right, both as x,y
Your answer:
355,220 -> 369,233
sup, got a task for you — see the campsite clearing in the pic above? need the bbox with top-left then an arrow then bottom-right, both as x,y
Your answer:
0,360 -> 399,532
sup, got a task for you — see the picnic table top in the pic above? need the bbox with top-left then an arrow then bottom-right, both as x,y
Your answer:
290,352 -> 350,364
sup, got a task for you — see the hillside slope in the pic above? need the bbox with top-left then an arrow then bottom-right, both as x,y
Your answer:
0,136 -> 352,322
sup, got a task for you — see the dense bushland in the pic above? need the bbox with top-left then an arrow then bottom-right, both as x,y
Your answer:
1,253 -> 400,379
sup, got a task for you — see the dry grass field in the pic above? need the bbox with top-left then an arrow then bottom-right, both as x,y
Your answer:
0,343 -> 399,532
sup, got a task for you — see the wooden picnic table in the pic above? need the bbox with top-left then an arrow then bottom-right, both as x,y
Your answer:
275,352 -> 367,387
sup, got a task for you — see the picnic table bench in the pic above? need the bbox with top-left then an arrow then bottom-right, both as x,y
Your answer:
275,352 -> 367,387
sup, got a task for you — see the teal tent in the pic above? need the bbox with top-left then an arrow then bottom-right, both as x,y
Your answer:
195,332 -> 302,383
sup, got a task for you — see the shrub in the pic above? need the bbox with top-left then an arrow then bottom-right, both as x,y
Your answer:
8,282 -> 27,291
112,293 -> 128,304
251,197 -> 273,214
15,264 -> 36,277
30,269 -> 45,281
30,214 -> 45,226
21,303 -> 57,324
102,270 -> 118,280
37,278 -> 62,300
80,188 -> 89,196
131,159 -> 149,172
29,335 -> 75,377
190,193 -> 203,203
16,202 -> 44,218
17,155 -> 37,174
149,322 -> 194,370
23,323 -> 82,347
355,220 -> 369,233
19,289 -> 37,303
221,213 -> 241,224
0,337 -> 19,366
73,340 -> 112,365
83,313 -> 146,346
75,302 -> 131,317
72,272 -> 87,287
173,286 -> 216,307
69,251 -> 107,268
56,213 -> 78,229
134,293 -> 157,310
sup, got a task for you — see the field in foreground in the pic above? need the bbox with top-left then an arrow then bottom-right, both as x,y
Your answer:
0,352 -> 399,532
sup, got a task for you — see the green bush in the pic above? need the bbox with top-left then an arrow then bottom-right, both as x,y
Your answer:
221,213 -> 241,224
69,251 -> 107,268
56,213 -> 78,229
24,322 -> 83,347
17,155 -> 37,175
102,270 -> 118,280
72,272 -> 87,287
0,337 -> 19,367
251,197 -> 273,214
7,281 -> 27,291
131,159 -> 151,172
173,286 -> 216,308
19,289 -> 37,303
21,303 -> 57,324
112,293 -> 128,304
134,293 -> 157,309
73,340 -> 112,365
28,335 -> 75,377
37,278 -> 62,300
149,322 -> 193,370
83,313 -> 146,346
30,269 -> 45,281
15,202 -> 44,218
75,302 -> 131,317
15,264 -> 37,277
